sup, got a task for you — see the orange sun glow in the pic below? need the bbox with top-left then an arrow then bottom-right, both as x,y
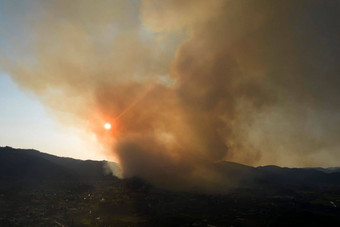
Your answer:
104,123 -> 111,130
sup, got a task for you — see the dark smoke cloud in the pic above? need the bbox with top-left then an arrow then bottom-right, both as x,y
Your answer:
0,0 -> 339,190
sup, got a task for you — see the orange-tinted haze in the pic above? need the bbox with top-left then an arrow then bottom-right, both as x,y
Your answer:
0,0 -> 339,190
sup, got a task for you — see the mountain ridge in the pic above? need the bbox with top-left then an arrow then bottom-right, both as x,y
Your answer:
0,146 -> 119,183
1,146 -> 339,191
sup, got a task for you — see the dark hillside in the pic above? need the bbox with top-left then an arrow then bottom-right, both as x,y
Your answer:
0,146 -> 339,226
0,146 -> 118,183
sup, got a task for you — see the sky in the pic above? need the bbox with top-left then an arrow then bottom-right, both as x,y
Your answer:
0,0 -> 339,190
0,72 -> 107,161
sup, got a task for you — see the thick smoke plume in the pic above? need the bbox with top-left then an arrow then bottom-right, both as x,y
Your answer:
0,0 -> 339,190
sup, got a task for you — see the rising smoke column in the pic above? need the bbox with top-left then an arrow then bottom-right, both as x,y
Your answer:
0,0 -> 339,190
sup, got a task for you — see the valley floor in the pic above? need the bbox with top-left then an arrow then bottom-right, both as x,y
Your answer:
0,180 -> 339,226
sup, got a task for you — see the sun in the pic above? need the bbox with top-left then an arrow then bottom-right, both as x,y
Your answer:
104,123 -> 111,130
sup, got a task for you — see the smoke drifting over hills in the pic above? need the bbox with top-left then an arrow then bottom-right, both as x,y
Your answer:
1,0 -> 339,190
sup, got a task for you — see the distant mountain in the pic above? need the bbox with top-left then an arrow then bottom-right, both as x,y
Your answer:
0,146 -> 119,183
213,161 -> 340,192
308,167 -> 340,173
1,146 -> 339,191
254,165 -> 340,191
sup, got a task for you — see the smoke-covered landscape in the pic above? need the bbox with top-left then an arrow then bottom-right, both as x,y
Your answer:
1,146 -> 340,226
0,0 -> 339,226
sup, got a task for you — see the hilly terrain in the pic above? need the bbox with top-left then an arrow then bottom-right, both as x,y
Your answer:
0,146 -> 339,226
0,146 -> 119,183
